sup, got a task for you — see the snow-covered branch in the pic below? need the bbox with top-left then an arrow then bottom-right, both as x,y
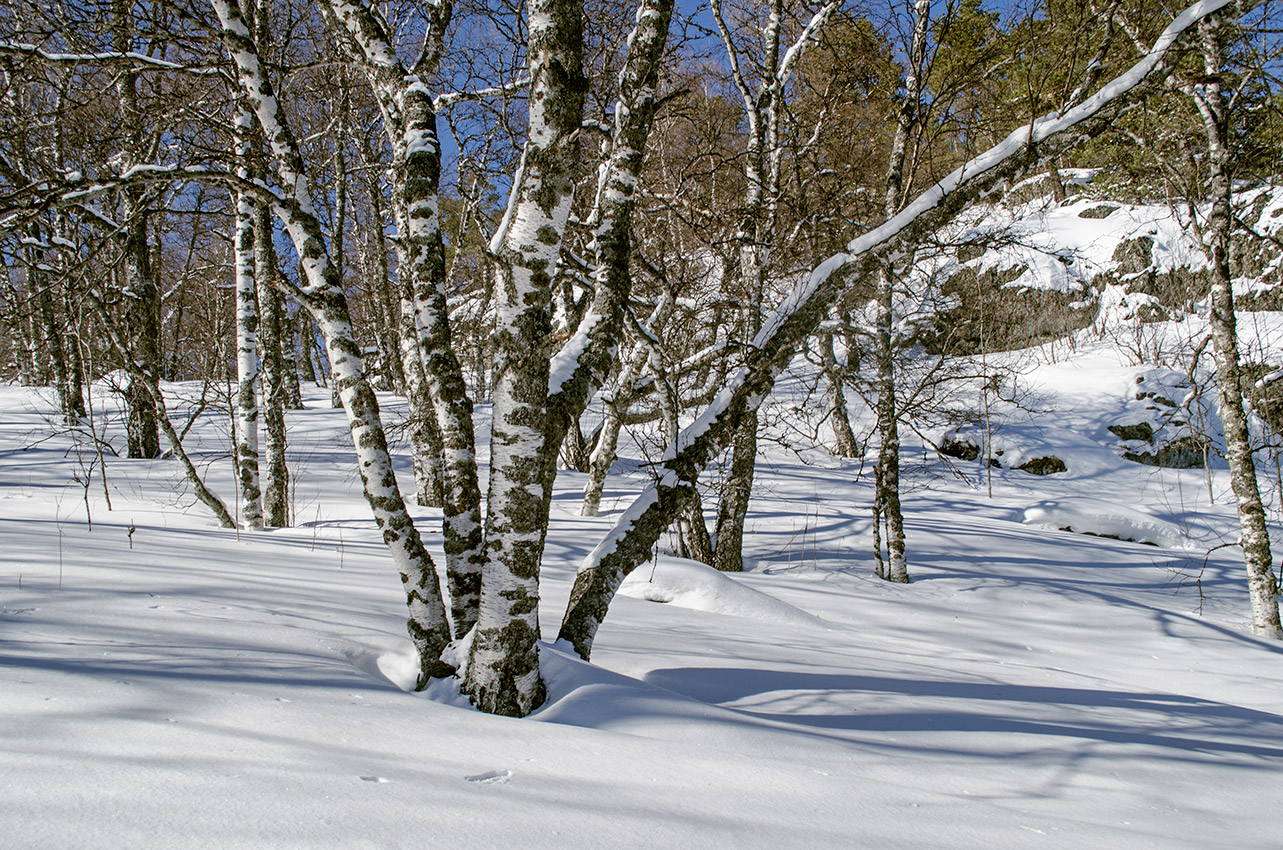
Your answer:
0,41 -> 220,74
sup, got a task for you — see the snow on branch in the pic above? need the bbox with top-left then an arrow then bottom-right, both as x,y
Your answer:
435,77 -> 531,111
0,41 -> 220,74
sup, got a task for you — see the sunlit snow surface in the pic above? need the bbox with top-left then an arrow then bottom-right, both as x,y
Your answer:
3,334 -> 1283,849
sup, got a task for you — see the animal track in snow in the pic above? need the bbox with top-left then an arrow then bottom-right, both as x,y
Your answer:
464,770 -> 511,784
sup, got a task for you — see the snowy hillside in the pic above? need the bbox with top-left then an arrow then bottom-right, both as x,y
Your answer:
4,330 -> 1283,848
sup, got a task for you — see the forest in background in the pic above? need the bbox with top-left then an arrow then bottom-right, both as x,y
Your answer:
2,0 -> 1282,717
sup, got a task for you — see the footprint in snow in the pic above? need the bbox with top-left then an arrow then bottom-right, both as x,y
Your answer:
465,770 -> 512,785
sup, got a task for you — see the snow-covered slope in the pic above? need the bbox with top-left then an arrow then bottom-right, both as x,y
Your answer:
3,340 -> 1282,848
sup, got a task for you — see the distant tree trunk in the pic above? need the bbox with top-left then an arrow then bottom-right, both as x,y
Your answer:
255,190 -> 289,527
560,420 -> 592,473
121,202 -> 162,460
582,392 -> 626,517
581,294 -> 675,517
713,410 -> 757,572
293,311 -> 314,395
873,264 -> 907,582
113,0 -> 161,459
820,331 -> 858,457
27,224 -> 81,422
1190,19 -> 1281,639
62,298 -> 86,421
3,263 -> 37,385
678,488 -> 715,565
234,107 -> 263,530
52,213 -> 86,421
872,0 -> 930,585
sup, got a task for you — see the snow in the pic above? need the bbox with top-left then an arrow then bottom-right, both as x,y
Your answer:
962,195 -> 1210,296
618,555 -> 827,628
1022,499 -> 1206,550
4,324 -> 1283,848
547,310 -> 601,395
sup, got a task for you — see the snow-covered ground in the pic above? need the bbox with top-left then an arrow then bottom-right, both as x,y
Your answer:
3,338 -> 1282,849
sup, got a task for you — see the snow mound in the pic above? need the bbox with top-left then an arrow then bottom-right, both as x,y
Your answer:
1022,499 -> 1197,549
618,556 -> 827,628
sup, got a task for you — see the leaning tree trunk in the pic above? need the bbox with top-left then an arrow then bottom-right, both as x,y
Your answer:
214,0 -> 455,685
1191,19 -> 1282,638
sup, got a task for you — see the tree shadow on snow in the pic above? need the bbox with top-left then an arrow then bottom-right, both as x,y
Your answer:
641,666 -> 1283,763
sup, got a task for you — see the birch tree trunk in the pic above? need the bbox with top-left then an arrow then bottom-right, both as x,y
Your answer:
706,0 -> 838,574
543,0 -> 676,503
713,410 -> 757,572
872,0 -> 931,585
234,107 -> 264,530
820,331 -> 858,457
320,0 -> 486,639
26,228 -> 74,422
1189,18 -> 1282,638
581,295 -> 676,517
212,0 -> 455,684
464,0 -> 587,717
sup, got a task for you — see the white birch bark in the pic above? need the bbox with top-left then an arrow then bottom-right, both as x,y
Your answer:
211,0 -> 455,683
234,105 -> 263,530
463,0 -> 587,717
1187,18 -> 1282,638
319,0 -> 486,639
543,0 -> 676,502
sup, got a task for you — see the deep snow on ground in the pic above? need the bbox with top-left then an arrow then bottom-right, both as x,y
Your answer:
3,337 -> 1283,849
